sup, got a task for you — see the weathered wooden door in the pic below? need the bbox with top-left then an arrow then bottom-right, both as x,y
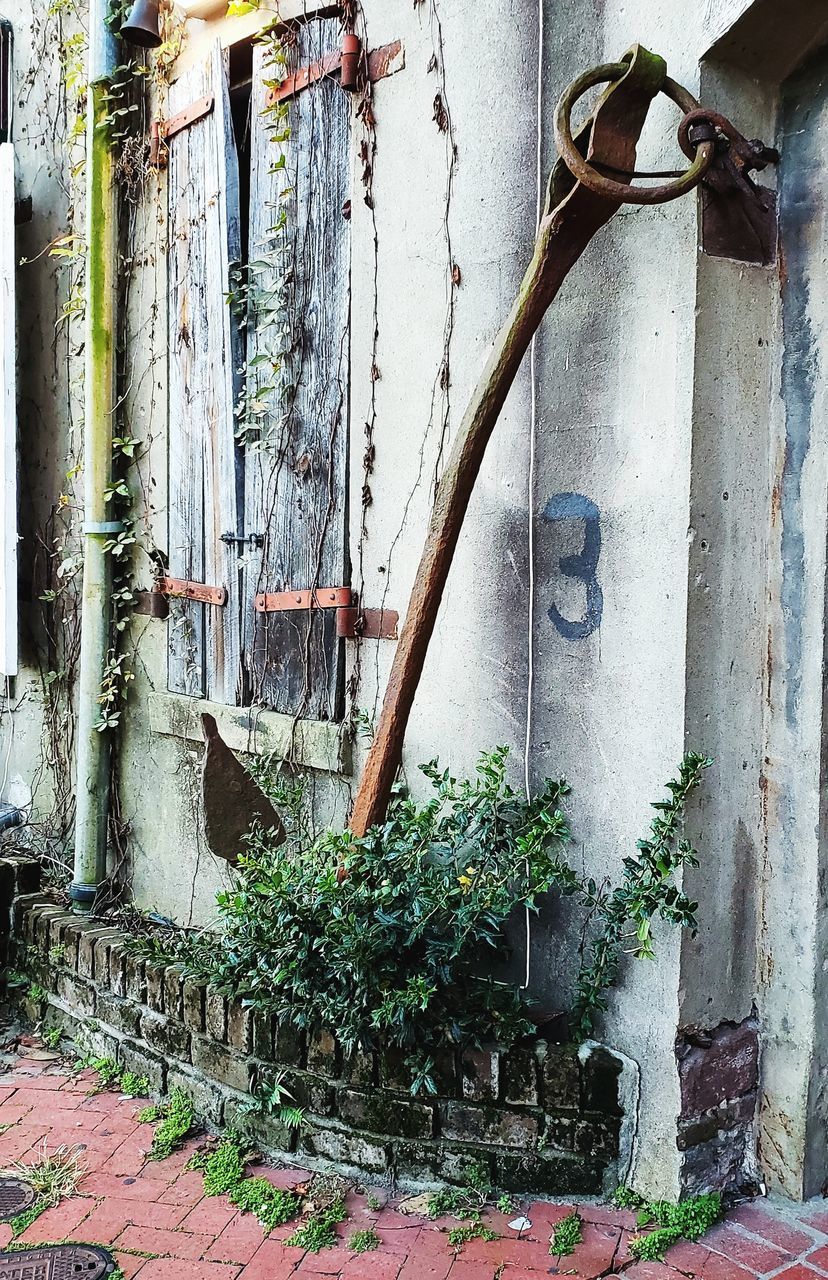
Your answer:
243,19 -> 351,720
0,141 -> 16,678
167,43 -> 243,702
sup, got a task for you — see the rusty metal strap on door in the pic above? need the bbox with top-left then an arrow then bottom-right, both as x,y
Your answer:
255,588 -> 398,640
158,576 -> 227,607
266,39 -> 404,106
150,94 -> 215,166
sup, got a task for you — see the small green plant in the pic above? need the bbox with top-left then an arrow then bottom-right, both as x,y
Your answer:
149,1088 -> 195,1161
550,1210 -> 583,1258
348,1228 -> 380,1253
285,1199 -> 346,1253
496,1194 -> 515,1215
48,947 -> 63,967
195,1140 -> 301,1231
428,1162 -> 492,1220
119,1072 -> 150,1098
365,1193 -> 382,1212
236,1072 -> 304,1130
628,1193 -> 722,1261
448,1222 -> 498,1249
28,984 -> 47,1005
137,1104 -> 163,1124
613,1186 -> 644,1210
43,1027 -> 62,1050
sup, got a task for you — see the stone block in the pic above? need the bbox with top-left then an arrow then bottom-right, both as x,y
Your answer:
107,940 -> 128,996
274,1019 -> 304,1066
167,1065 -> 225,1125
541,1044 -> 581,1110
11,858 -> 41,897
227,1001 -> 251,1054
183,978 -> 206,1034
574,1116 -> 620,1157
56,972 -> 96,1018
145,961 -> 165,1013
61,922 -> 84,972
191,1036 -> 250,1093
163,965 -> 185,1021
307,1029 -> 338,1076
676,1016 -> 759,1117
205,990 -> 227,1043
435,1144 -> 495,1187
439,1102 -> 539,1148
502,1045 -> 540,1106
95,991 -> 142,1038
461,1048 -> 500,1102
342,1048 -> 376,1087
495,1149 -> 605,1196
119,1041 -> 167,1095
223,1092 -> 298,1154
140,1011 -> 191,1063
250,1009 -> 274,1060
77,928 -> 118,981
542,1113 -> 577,1152
301,1123 -> 389,1173
125,954 -> 146,1003
337,1087 -> 434,1139
277,1069 -> 335,1117
581,1044 -> 623,1116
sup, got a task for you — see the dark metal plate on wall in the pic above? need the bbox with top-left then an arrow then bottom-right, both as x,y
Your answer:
0,1177 -> 35,1222
0,1244 -> 115,1278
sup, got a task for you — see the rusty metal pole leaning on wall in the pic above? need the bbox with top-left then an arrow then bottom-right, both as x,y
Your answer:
347,44 -> 717,840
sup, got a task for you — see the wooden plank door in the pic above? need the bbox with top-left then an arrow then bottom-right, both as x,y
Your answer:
0,142 -> 16,678
167,43 -> 244,702
243,19 -> 351,720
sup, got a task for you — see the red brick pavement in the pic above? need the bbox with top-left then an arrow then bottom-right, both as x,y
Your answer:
1,1047 -> 828,1279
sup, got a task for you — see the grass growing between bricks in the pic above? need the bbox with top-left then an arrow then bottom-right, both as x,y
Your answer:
6,1141 -> 84,1239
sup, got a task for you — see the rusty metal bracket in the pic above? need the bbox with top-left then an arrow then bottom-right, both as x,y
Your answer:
678,108 -> 779,266
134,588 -> 170,620
150,94 -> 215,167
265,39 -> 404,107
158,576 -> 227,607
337,607 -> 399,641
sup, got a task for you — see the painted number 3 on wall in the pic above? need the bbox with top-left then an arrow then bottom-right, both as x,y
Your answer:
543,492 -> 603,640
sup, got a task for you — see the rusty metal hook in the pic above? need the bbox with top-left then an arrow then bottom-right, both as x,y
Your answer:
554,61 -> 716,204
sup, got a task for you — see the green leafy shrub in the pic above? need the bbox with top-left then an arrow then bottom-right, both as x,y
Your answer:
128,749 -> 710,1084
195,1139 -> 301,1230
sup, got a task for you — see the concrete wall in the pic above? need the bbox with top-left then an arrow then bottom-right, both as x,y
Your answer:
4,0 -> 828,1199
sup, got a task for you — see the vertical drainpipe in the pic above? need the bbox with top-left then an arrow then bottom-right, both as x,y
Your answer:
71,1 -> 119,912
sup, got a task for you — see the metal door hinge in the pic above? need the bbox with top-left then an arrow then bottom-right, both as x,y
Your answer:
265,39 -> 404,108
134,588 -> 170,620
336,607 -> 399,641
158,576 -> 227,607
150,94 -> 215,168
254,588 -> 398,640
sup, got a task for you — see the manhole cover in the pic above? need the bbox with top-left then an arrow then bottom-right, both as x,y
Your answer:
0,1178 -> 35,1222
0,1244 -> 114,1278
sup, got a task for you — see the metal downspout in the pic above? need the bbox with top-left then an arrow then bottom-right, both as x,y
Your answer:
71,3 -> 119,912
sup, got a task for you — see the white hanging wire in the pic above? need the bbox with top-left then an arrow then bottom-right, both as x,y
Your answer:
522,0 -> 544,990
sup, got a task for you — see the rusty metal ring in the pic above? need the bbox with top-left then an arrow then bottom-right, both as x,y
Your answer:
554,61 -> 716,204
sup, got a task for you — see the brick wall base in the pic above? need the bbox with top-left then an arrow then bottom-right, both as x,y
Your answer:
0,858 -> 624,1196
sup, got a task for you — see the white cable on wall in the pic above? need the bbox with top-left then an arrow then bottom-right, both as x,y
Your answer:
522,0 -> 544,991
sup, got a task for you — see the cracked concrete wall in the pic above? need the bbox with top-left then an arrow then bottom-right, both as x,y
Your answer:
5,0 -> 828,1201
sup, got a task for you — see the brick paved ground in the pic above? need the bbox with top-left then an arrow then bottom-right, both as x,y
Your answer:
1,1041 -> 828,1279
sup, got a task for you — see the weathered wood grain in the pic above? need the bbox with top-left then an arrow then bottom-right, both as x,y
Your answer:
0,143 -> 16,678
167,43 -> 243,702
243,19 -> 351,720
